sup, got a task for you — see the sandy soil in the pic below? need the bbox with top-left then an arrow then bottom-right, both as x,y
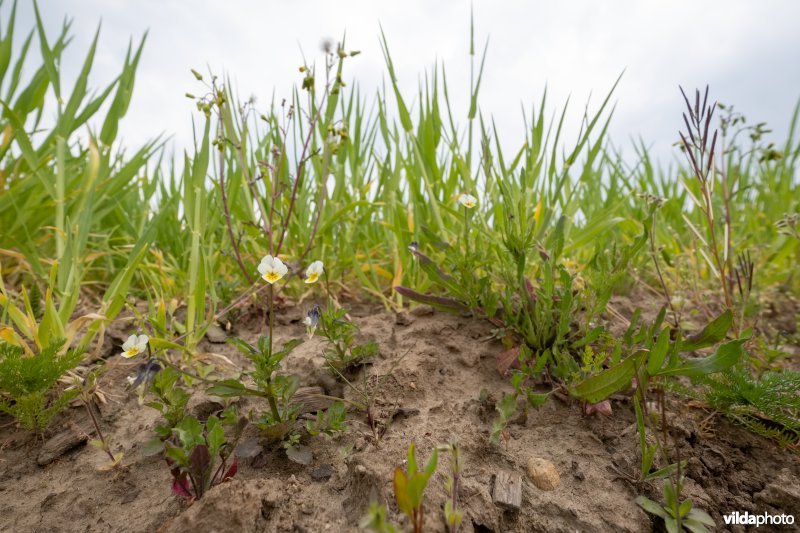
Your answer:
1,302 -> 798,532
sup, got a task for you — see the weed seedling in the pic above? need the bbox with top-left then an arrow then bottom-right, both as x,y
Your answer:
306,400 -> 348,438
360,502 -> 399,533
314,303 -> 378,374
394,442 -> 438,533
67,367 -> 124,470
165,407 -> 247,500
440,441 -> 464,533
636,474 -> 715,533
0,339 -> 82,433
209,334 -> 302,440
143,366 -> 191,440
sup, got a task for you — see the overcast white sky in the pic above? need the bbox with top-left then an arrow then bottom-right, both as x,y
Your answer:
15,1 -> 800,166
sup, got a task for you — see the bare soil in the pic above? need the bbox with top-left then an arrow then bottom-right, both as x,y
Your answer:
1,302 -> 798,532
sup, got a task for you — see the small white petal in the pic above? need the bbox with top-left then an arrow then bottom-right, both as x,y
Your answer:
305,261 -> 324,277
459,193 -> 477,208
122,334 -> 137,351
276,260 -> 288,276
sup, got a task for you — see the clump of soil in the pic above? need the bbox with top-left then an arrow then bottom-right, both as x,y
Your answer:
1,303 -> 797,532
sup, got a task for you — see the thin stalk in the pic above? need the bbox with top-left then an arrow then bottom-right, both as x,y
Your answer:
464,207 -> 470,259
266,283 -> 281,422
218,143 -> 253,283
649,210 -> 679,328
659,383 -> 683,531
82,398 -> 116,463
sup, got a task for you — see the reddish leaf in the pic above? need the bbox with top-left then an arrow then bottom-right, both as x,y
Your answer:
222,458 -> 238,481
496,346 -> 521,377
189,445 -> 211,480
171,476 -> 192,499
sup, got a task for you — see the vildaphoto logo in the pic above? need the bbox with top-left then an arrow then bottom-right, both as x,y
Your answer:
723,511 -> 795,528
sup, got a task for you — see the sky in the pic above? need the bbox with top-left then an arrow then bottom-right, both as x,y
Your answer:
12,0 -> 800,167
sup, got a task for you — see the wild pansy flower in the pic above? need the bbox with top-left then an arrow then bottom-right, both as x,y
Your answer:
304,260 -> 324,284
127,358 -> 162,405
303,306 -> 320,339
121,334 -> 149,358
258,255 -> 288,284
128,358 -> 163,389
458,193 -> 477,209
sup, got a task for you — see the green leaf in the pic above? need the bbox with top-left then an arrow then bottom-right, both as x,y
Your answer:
173,416 -> 204,449
570,350 -> 646,403
647,327 -> 671,375
32,0 -> 60,99
406,443 -> 417,476
227,337 -> 258,357
664,517 -> 679,533
423,447 -> 438,478
656,339 -> 744,378
379,28 -> 412,133
164,442 -> 187,466
141,437 -> 166,457
680,310 -> 733,352
206,416 -> 225,457
678,498 -> 692,518
688,509 -> 715,526
635,496 -> 667,519
207,379 -> 261,398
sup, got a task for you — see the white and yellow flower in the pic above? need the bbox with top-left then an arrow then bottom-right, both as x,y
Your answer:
458,193 -> 477,209
304,260 -> 324,284
258,255 -> 288,284
121,334 -> 149,358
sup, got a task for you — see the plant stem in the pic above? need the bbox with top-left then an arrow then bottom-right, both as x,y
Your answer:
266,283 -> 281,422
82,398 -> 116,463
464,206 -> 470,259
218,138 -> 253,283
649,210 -> 679,328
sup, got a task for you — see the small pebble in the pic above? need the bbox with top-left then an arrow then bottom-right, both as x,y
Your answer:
527,457 -> 560,491
205,324 -> 227,343
311,464 -> 334,482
